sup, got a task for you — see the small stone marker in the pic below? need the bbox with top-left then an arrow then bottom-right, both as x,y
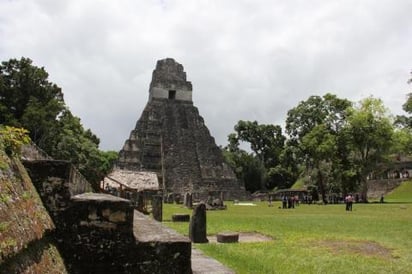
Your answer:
216,232 -> 239,243
189,203 -> 208,243
187,193 -> 193,208
152,195 -> 163,222
184,192 -> 193,208
172,213 -> 190,222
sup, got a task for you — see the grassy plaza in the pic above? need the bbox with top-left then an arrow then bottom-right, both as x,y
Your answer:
164,182 -> 412,274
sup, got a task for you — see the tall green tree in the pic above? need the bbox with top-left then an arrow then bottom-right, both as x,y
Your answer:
285,93 -> 352,200
395,71 -> 412,128
227,120 -> 288,190
35,105 -> 118,190
392,75 -> 412,156
48,110 -> 104,188
286,93 -> 351,143
392,72 -> 412,160
233,120 -> 285,168
403,71 -> 412,113
0,57 -> 64,146
0,57 -> 117,188
300,124 -> 337,202
223,148 -> 265,193
391,128 -> 412,157
344,97 -> 394,201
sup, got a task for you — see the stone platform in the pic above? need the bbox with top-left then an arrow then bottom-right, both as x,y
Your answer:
133,210 -> 234,273
133,211 -> 191,273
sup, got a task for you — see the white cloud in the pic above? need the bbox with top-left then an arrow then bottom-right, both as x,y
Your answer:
1,0 -> 411,150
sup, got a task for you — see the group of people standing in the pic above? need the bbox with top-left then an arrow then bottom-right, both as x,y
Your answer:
281,195 -> 299,209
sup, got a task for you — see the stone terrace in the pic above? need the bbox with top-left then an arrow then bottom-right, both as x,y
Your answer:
23,159 -> 235,273
133,210 -> 234,274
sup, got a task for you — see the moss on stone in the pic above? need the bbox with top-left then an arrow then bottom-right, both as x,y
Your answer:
0,147 -> 67,273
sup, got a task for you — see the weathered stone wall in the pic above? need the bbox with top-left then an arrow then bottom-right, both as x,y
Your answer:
150,87 -> 193,102
58,193 -> 191,273
68,163 -> 93,195
0,150 -> 67,274
149,58 -> 192,102
20,158 -> 193,273
21,143 -> 52,161
58,193 -> 136,273
23,160 -> 92,226
367,179 -> 405,199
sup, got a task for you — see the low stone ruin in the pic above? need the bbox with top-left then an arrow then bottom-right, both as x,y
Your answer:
22,160 -> 191,273
205,192 -> 227,210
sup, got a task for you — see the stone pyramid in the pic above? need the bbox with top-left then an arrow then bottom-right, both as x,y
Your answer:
117,58 -> 246,200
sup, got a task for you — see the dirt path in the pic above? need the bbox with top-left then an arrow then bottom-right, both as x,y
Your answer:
207,232 -> 273,243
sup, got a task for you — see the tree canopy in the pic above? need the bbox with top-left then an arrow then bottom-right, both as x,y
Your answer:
227,92 -> 401,202
224,120 -> 296,191
284,93 -> 352,202
344,97 -> 394,200
0,57 -> 117,189
0,58 -> 65,145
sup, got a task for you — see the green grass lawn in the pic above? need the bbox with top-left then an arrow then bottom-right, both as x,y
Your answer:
385,180 -> 412,203
163,183 -> 412,274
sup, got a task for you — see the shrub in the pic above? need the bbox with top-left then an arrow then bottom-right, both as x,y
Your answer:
0,126 -> 31,156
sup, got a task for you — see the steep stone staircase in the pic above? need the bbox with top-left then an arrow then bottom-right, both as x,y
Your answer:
118,98 -> 247,200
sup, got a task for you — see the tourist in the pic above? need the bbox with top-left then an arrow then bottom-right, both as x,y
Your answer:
345,194 -> 353,211
282,195 -> 287,209
287,196 -> 294,209
268,196 -> 273,207
294,195 -> 299,206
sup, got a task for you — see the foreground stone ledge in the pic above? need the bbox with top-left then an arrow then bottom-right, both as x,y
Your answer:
71,193 -> 134,233
133,210 -> 192,273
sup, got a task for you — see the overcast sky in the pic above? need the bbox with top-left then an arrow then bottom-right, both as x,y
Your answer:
1,0 -> 411,151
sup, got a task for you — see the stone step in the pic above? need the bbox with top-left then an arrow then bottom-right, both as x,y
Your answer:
142,145 -> 161,154
132,211 -> 235,274
133,210 -> 192,273
145,136 -> 161,142
141,150 -> 161,157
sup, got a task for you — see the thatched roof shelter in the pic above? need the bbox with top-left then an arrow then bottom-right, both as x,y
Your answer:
103,169 -> 159,192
